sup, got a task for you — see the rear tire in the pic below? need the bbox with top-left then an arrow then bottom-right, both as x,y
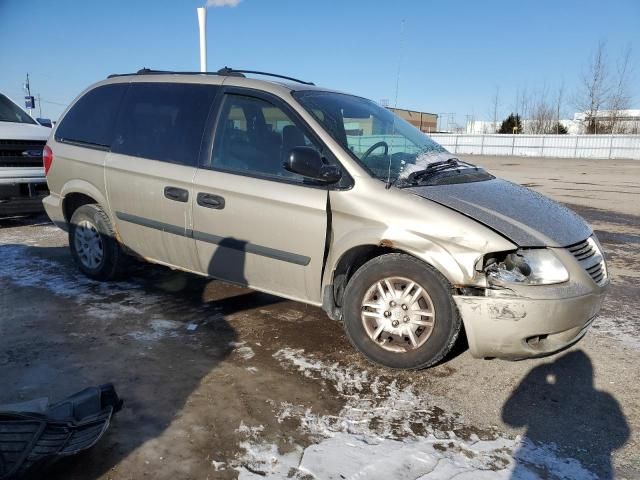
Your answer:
342,253 -> 461,369
69,204 -> 127,281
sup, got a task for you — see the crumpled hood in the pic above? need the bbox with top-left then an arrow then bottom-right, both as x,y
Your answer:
409,178 -> 592,247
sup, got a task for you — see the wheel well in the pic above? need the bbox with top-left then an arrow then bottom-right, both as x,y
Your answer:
63,193 -> 97,222
331,245 -> 399,308
326,245 -> 471,360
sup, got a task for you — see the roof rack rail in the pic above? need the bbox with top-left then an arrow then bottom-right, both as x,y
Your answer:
217,67 -> 315,85
107,67 -> 314,85
107,68 -> 232,79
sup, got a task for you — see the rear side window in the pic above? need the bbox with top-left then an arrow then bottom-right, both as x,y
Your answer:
55,84 -> 126,148
112,83 -> 218,166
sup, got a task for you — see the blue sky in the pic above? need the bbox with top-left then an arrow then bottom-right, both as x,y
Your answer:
1,0 -> 638,125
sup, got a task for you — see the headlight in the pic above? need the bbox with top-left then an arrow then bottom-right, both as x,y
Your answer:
486,249 -> 569,285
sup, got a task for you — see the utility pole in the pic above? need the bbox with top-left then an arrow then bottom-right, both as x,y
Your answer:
492,86 -> 500,133
437,113 -> 454,132
37,93 -> 42,118
465,114 -> 472,133
24,73 -> 33,115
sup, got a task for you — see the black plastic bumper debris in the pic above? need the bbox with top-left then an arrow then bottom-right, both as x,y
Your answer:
0,383 -> 123,479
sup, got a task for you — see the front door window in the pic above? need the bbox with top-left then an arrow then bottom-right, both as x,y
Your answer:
212,94 -> 318,181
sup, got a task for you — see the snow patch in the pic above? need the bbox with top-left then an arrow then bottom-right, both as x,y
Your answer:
230,341 -> 255,360
0,245 -> 155,316
299,434 -> 511,480
233,348 -> 598,479
128,319 -> 182,341
235,346 -> 255,361
592,313 -> 640,350
0,225 -> 60,246
273,348 -> 370,394
0,244 -> 193,341
236,421 -> 264,439
236,441 -> 304,480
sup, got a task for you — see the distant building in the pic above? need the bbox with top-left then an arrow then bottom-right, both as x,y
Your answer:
572,109 -> 640,134
388,107 -> 438,133
465,109 -> 640,135
465,120 -> 501,134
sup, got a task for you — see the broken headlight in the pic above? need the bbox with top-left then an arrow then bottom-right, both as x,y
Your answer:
486,249 -> 569,285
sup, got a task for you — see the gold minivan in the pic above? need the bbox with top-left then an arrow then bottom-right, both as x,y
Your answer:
43,69 -> 608,369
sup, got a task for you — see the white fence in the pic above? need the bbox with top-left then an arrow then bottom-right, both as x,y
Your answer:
429,134 -> 640,160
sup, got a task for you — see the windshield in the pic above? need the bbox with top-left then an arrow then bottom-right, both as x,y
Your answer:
294,91 -> 456,183
0,94 -> 37,125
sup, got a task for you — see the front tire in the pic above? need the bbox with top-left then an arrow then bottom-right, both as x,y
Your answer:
69,204 -> 127,281
342,253 -> 461,369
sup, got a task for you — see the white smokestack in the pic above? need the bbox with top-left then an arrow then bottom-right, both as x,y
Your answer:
197,7 -> 207,72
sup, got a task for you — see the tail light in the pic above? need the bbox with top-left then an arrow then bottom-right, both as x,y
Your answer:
43,145 -> 53,175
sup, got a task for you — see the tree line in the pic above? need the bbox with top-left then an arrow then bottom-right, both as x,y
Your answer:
492,42 -> 635,134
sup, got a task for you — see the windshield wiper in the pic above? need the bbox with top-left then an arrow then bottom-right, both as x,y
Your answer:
386,158 -> 459,189
386,157 -> 475,189
404,158 -> 464,185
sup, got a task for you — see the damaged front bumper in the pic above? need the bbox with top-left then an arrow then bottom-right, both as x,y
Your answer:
0,384 -> 122,479
454,281 -> 608,360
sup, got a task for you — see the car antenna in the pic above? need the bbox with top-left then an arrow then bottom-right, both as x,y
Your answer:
386,19 -> 406,190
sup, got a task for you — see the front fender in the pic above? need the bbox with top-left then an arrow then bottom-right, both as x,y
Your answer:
323,224 -> 470,289
324,181 -> 516,293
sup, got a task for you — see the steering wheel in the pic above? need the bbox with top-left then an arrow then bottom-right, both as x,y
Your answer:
361,141 -> 389,161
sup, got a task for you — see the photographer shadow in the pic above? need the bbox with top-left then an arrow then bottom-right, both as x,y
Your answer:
502,350 -> 629,479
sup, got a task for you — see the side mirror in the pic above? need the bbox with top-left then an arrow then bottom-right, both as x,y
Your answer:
284,146 -> 342,184
37,118 -> 52,128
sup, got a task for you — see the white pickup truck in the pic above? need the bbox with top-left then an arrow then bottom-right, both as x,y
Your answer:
0,93 -> 52,216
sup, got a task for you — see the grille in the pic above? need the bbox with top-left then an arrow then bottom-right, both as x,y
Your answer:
0,139 -> 46,168
568,237 -> 607,285
0,419 -> 42,477
567,239 -> 596,260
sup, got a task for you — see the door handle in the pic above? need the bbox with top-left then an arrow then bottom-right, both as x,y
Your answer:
164,186 -> 189,203
197,192 -> 225,210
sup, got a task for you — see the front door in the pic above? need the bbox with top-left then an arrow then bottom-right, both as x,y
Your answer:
192,91 -> 328,303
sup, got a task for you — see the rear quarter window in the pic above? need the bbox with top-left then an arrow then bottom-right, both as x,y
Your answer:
55,84 -> 126,148
111,83 -> 218,166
